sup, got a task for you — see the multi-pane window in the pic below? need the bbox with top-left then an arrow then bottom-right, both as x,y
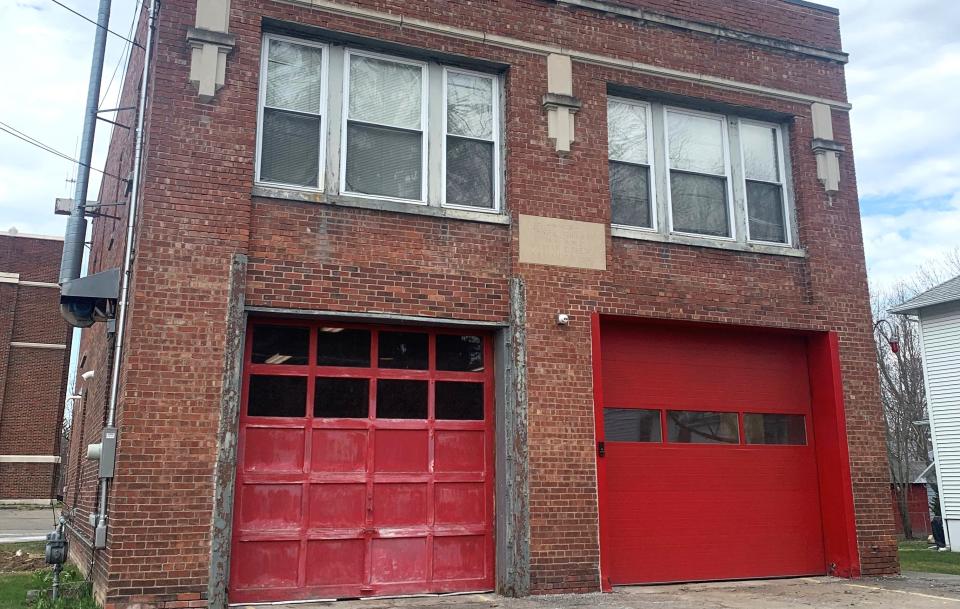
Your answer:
444,70 -> 499,210
607,99 -> 654,229
741,122 -> 788,244
343,51 -> 426,201
607,100 -> 794,249
256,36 -> 502,213
257,36 -> 326,189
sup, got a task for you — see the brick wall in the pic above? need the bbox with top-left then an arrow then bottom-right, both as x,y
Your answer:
64,0 -> 896,606
0,234 -> 72,500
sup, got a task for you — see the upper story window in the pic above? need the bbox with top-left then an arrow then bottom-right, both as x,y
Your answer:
256,34 -> 503,214
258,37 -> 327,189
607,97 -> 795,249
343,51 -> 427,202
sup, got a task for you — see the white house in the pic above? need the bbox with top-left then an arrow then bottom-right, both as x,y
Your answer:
892,275 -> 960,548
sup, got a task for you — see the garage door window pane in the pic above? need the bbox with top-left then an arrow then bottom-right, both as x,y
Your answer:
377,380 -> 428,419
378,332 -> 428,370
604,408 -> 661,442
317,328 -> 371,367
315,378 -> 369,418
252,325 -> 309,365
744,413 -> 806,445
248,376 -> 307,417
435,382 -> 483,420
436,334 -> 484,372
667,410 -> 739,444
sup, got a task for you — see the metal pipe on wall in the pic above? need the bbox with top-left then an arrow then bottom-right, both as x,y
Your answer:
93,0 -> 159,548
60,0 -> 113,285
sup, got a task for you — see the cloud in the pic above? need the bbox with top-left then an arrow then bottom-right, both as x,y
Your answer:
862,194 -> 960,289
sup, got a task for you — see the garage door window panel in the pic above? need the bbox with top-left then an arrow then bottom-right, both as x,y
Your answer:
378,331 -> 429,370
377,379 -> 429,419
316,328 -> 371,367
744,413 -> 806,445
315,378 -> 370,418
436,334 -> 484,372
435,381 -> 484,420
603,408 -> 661,442
666,410 -> 739,444
252,325 -> 310,365
248,375 -> 308,418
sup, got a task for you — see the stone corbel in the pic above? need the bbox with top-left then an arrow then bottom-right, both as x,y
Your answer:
187,27 -> 235,102
543,54 -> 581,153
810,103 -> 844,194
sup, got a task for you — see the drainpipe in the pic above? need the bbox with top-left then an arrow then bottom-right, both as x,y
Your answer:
60,0 -> 113,285
91,0 -> 159,549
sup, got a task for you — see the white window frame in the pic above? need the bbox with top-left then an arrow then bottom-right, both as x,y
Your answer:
663,106 -> 736,241
254,34 -> 329,192
739,118 -> 791,247
607,96 -> 657,233
339,48 -> 430,205
440,67 -> 502,214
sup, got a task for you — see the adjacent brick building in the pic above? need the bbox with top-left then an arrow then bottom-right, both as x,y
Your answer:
62,0 -> 898,607
0,230 -> 71,502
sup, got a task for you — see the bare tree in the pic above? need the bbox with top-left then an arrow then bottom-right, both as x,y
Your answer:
876,247 -> 960,538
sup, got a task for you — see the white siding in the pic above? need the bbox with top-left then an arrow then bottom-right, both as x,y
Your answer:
922,303 -> 960,520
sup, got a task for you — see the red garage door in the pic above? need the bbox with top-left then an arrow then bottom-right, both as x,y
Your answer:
596,320 -> 826,585
230,321 -> 494,603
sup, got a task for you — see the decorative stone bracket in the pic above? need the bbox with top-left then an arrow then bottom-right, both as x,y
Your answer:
543,54 -> 582,153
187,27 -> 236,102
810,102 -> 844,194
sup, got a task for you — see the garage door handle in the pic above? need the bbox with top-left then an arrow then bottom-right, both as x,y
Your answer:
597,441 -> 605,458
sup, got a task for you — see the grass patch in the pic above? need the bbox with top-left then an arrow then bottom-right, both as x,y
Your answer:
899,540 -> 960,575
0,572 -> 35,609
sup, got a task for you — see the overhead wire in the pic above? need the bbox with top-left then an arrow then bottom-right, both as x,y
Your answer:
99,0 -> 142,110
0,120 -> 126,182
49,0 -> 145,49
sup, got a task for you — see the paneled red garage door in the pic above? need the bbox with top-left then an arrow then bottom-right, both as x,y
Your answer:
596,320 -> 826,585
230,321 -> 494,603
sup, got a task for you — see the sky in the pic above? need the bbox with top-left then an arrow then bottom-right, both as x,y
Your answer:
0,0 -> 958,292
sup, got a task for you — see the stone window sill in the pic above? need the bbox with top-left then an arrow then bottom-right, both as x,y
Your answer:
252,185 -> 511,226
611,226 -> 806,258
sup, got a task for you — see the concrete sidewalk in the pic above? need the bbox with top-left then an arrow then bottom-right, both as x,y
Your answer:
0,506 -> 58,543
241,575 -> 960,609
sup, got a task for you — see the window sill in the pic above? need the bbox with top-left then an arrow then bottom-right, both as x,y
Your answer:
611,226 -> 806,258
252,185 -> 511,226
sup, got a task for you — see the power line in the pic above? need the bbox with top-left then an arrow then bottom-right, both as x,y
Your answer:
0,120 -> 126,182
49,0 -> 145,50
99,0 -> 143,109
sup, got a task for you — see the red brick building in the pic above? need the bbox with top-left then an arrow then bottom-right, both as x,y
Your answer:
0,230 -> 71,502
62,0 -> 898,607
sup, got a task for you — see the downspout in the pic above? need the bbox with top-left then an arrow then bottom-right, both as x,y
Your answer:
92,0 -> 159,548
60,0 -> 113,285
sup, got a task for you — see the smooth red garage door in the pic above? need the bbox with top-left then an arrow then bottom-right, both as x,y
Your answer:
230,321 -> 494,603
597,320 -> 826,585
